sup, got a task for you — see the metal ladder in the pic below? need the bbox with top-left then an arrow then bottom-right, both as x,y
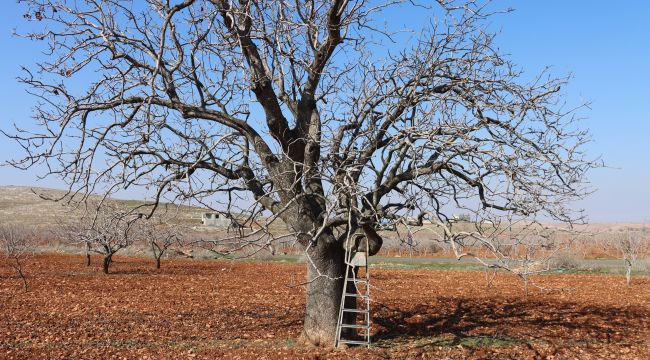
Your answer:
334,234 -> 371,348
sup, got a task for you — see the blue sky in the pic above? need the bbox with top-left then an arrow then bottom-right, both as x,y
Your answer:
488,1 -> 650,223
0,1 -> 648,222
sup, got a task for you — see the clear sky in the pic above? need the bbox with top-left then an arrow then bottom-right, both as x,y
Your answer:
0,1 -> 648,223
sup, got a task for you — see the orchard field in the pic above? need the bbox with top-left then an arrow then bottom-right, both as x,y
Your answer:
1,254 -> 649,359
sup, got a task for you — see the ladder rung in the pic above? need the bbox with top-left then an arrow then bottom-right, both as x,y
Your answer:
338,339 -> 370,346
340,324 -> 370,329
337,246 -> 372,348
344,293 -> 369,298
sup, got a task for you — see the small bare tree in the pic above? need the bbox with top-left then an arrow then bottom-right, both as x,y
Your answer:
434,217 -> 575,295
137,216 -> 185,269
0,225 -> 34,290
65,205 -> 139,274
611,229 -> 645,285
59,221 -> 93,267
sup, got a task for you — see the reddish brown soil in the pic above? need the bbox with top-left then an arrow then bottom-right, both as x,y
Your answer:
1,254 -> 649,359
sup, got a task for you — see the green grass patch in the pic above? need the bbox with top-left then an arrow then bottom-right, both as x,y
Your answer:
370,261 -> 484,272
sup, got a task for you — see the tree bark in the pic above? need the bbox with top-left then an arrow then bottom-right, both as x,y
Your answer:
102,254 -> 113,274
155,256 -> 161,269
299,234 -> 351,347
85,242 -> 91,266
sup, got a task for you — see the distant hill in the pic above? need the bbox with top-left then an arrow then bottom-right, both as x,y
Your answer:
0,185 -> 206,226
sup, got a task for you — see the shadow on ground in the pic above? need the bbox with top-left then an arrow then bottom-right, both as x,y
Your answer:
372,296 -> 649,350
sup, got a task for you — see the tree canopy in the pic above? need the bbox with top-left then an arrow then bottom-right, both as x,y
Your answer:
8,0 -> 597,346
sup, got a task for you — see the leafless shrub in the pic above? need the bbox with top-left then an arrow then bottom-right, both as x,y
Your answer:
424,241 -> 445,256
0,225 -> 34,290
549,251 -> 581,271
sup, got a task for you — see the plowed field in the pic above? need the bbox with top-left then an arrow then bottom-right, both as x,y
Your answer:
1,254 -> 649,359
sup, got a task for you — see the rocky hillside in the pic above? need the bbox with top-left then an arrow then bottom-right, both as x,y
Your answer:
0,185 -> 205,226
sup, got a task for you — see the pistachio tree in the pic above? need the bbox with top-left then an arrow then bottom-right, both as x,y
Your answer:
8,0 -> 596,345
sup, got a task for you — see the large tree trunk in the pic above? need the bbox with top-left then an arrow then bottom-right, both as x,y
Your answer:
287,207 -> 381,347
299,234 -> 354,347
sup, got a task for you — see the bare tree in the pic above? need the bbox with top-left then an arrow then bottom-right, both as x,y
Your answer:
7,0 -> 598,345
611,229 -> 646,285
59,221 -> 94,266
428,217 -> 573,295
0,225 -> 34,290
64,204 -> 139,274
137,215 -> 185,269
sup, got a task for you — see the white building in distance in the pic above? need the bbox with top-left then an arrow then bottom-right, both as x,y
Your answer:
201,212 -> 230,227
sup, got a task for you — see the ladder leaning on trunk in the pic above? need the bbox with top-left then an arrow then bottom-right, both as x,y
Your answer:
334,233 -> 371,348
